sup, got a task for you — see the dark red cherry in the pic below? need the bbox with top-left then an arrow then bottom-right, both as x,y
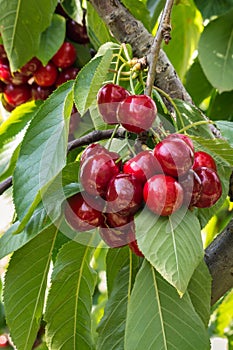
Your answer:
34,62 -> 58,87
10,71 -> 29,85
1,94 -> 15,112
128,239 -> 144,257
193,151 -> 217,171
80,153 -> 120,197
97,83 -> 130,125
64,192 -> 104,231
0,80 -> 5,93
194,167 -> 222,208
179,169 -> 202,207
0,62 -> 12,83
153,137 -> 194,177
55,67 -> 79,86
80,143 -> 121,170
143,174 -> 184,216
167,133 -> 194,152
20,57 -> 42,76
66,19 -> 90,44
52,42 -> 77,69
117,94 -> 157,133
123,150 -> 162,184
3,83 -> 31,106
31,83 -> 54,100
106,173 -> 143,216
0,44 -> 7,61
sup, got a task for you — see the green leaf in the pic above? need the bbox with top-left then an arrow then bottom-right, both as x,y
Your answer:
12,81 -> 73,228
215,121 -> 233,147
97,265 -> 130,350
215,289 -> 233,336
74,43 -> 116,116
61,0 -> 83,24
37,14 -> 66,66
125,261 -> 210,350
3,225 -> 58,350
0,139 -> 21,182
188,259 -> 211,327
194,0 -> 233,19
163,0 -> 202,80
147,0 -> 165,28
185,58 -> 214,106
208,91 -> 233,121
136,208 -> 203,294
45,240 -> 96,350
121,0 -> 152,31
0,0 -> 57,71
198,9 -> 233,93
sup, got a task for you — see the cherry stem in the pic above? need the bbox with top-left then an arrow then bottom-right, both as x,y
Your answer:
176,120 -> 214,134
106,124 -> 120,150
144,0 -> 174,97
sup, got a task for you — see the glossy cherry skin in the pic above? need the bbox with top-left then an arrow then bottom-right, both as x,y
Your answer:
20,57 -> 42,76
80,153 -> 120,198
167,133 -> 194,152
0,62 -> 12,83
193,151 -> 217,171
194,167 -> 222,208
1,94 -> 15,112
97,83 -> 130,125
123,150 -> 162,185
106,173 -> 143,216
128,239 -> 144,257
65,192 -> 104,231
143,174 -> 184,216
179,169 -> 202,207
34,62 -> 58,87
3,83 -> 31,106
0,44 -> 7,61
52,42 -> 77,69
153,138 -> 194,177
55,67 -> 79,86
0,80 -> 5,93
66,19 -> 90,44
117,94 -> 157,133
31,83 -> 54,100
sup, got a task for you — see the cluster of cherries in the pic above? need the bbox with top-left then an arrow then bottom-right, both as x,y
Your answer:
64,133 -> 222,256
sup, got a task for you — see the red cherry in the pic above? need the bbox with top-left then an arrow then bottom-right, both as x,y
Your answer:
1,94 -> 15,112
117,94 -> 157,133
97,83 -> 130,125
0,334 -> 9,347
52,42 -> 77,69
66,19 -> 90,44
106,173 -> 143,216
128,239 -> 144,257
69,105 -> 81,136
0,62 -> 12,83
34,62 -> 58,87
10,70 -> 29,85
153,138 -> 194,177
31,83 -> 54,100
143,174 -> 184,216
80,153 -> 120,197
4,83 -> 31,106
167,133 -> 194,152
194,167 -> 222,208
123,150 -> 162,184
179,169 -> 202,207
65,192 -> 104,231
0,44 -> 7,61
0,80 -> 5,93
193,151 -> 217,171
20,57 -> 42,76
55,67 -> 79,86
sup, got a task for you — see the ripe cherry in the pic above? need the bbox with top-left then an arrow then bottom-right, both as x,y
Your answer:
128,239 -> 144,257
117,94 -> 157,133
52,42 -> 77,69
153,137 -> 194,177
0,80 -> 5,93
4,83 -> 31,106
55,67 -> 79,86
123,150 -> 162,184
20,57 -> 42,76
97,83 -> 130,124
193,151 -> 217,171
179,169 -> 202,207
194,167 -> 222,208
31,83 -> 54,100
0,62 -> 12,83
167,133 -> 194,152
1,94 -> 15,112
66,19 -> 90,44
65,192 -> 104,231
143,174 -> 184,216
80,143 -> 121,170
106,173 -> 143,216
80,153 -> 120,198
34,61 -> 58,87
0,44 -> 7,61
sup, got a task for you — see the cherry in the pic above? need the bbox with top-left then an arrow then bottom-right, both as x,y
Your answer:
34,61 -> 58,87
1,94 -> 15,112
0,62 -> 12,83
10,70 -> 29,85
97,83 -> 130,125
80,153 -> 120,197
105,212 -> 134,230
52,42 -> 77,69
106,173 -> 143,216
69,105 -> 81,137
153,137 -> 194,178
31,83 -> 54,100
0,44 -> 7,61
167,133 -> 194,152
123,150 -> 162,185
64,192 -> 104,231
20,57 -> 42,76
179,169 -> 202,207
0,334 -> 9,347
128,239 -> 144,257
117,94 -> 157,133
193,151 -> 217,171
66,19 -> 90,44
4,83 -> 31,106
194,167 -> 222,208
143,174 -> 184,216
55,67 -> 79,86
0,80 -> 5,93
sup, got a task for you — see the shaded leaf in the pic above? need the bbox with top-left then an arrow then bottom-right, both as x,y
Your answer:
215,289 -> 233,336
208,91 -> 233,121
3,225 -> 58,350
147,0 -> 165,28
136,208 -> 203,294
45,240 -> 96,350
121,0 -> 151,31
215,121 -> 233,147
194,0 -> 233,19
0,0 -> 57,71
198,10 -> 233,92
125,260 -> 210,350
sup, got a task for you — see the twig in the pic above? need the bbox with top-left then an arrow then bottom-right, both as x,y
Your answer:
144,0 -> 174,97
0,176 -> 12,195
